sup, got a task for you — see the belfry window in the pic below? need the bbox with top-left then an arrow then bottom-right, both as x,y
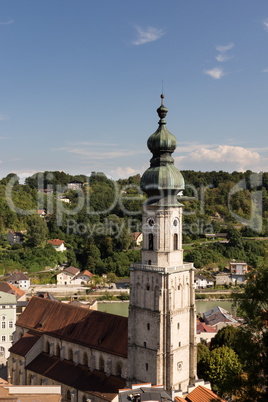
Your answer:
173,234 -> 178,250
148,234 -> 154,250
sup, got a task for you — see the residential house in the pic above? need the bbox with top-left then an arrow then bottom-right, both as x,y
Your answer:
230,259 -> 248,284
56,195 -> 70,203
47,239 -> 66,252
6,231 -> 25,246
0,291 -> 17,364
0,282 -> 26,320
7,272 -> 30,291
56,267 -> 80,285
213,272 -> 232,286
8,297 -> 127,402
194,274 -> 213,289
131,232 -> 143,246
37,209 -> 46,218
196,321 -> 217,344
72,270 -> 94,285
203,306 -> 238,331
67,181 -> 83,191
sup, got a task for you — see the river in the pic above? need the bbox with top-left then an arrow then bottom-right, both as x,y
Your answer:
97,300 -> 234,317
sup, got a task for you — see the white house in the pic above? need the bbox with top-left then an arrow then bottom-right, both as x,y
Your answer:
56,267 -> 80,285
0,291 -> 17,364
194,274 -> 213,289
72,270 -> 94,285
47,239 -> 67,252
7,272 -> 30,290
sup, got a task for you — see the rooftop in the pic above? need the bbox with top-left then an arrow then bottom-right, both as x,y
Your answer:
26,352 -> 125,401
16,297 -> 128,357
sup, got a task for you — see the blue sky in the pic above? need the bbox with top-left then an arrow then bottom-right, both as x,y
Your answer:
0,0 -> 267,182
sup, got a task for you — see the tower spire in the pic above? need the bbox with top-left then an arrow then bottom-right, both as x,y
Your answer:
140,94 -> 184,198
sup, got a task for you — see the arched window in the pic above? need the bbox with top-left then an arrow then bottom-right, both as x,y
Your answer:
83,352 -> 88,366
56,344 -> 60,357
148,260 -> 151,265
67,390 -> 71,401
46,341 -> 50,354
116,363 -> 122,377
173,233 -> 178,250
68,348 -> 73,362
148,234 -> 154,250
82,397 -> 87,402
99,356 -> 104,371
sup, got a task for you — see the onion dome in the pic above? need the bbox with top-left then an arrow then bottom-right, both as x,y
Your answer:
141,94 -> 185,198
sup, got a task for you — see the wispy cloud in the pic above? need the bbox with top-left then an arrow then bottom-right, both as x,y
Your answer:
132,26 -> 165,46
111,166 -> 140,179
0,19 -> 14,25
262,68 -> 268,73
204,67 -> 225,79
0,114 -> 8,120
54,146 -> 146,160
263,18 -> 268,31
215,42 -> 234,62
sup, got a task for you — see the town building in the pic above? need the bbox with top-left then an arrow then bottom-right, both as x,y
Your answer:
196,321 -> 217,344
6,272 -> 30,291
229,259 -> 248,284
203,306 -> 238,331
128,95 -> 196,393
8,297 -> 127,402
0,291 -> 16,364
6,231 -> 25,246
67,181 -> 83,191
194,274 -> 213,289
47,239 -> 67,252
56,266 -> 80,285
131,232 -> 143,246
0,378 -> 61,402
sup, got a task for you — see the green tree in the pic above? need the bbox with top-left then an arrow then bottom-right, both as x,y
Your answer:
206,345 -> 242,398
27,215 -> 48,247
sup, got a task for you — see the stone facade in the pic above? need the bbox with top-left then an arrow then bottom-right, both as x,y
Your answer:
128,202 -> 197,393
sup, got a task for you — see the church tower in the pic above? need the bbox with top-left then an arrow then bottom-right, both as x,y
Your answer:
128,95 -> 196,393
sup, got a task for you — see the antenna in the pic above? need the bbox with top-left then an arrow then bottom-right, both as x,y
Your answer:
162,80 -> 164,95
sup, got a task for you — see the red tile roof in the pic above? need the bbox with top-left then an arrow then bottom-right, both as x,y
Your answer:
196,322 -> 217,334
183,385 -> 225,402
16,297 -> 128,357
0,282 -> 25,300
77,270 -> 94,277
9,331 -> 42,357
26,353 -> 126,400
47,239 -> 64,246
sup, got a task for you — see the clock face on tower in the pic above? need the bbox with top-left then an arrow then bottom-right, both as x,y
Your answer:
146,217 -> 155,227
173,217 -> 179,227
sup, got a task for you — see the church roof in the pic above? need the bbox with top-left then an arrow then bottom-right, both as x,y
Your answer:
140,94 -> 184,197
26,352 -> 125,401
16,297 -> 128,357
9,331 -> 42,357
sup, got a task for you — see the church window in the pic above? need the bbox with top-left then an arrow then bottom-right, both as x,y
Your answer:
145,363 -> 148,371
177,323 -> 180,329
146,285 -> 150,291
46,341 -> 50,354
173,234 -> 178,250
67,390 -> 71,401
83,352 -> 88,366
99,356 -> 104,371
56,344 -> 60,357
148,260 -> 151,265
148,233 -> 154,250
147,323 -> 150,330
144,342 -> 146,348
178,342 -> 181,347
116,363 -> 122,377
68,348 -> 73,362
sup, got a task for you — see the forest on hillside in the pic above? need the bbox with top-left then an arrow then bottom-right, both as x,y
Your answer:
0,170 -> 267,276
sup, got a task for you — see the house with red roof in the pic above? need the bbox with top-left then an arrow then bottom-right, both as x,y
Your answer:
72,270 -> 94,285
175,384 -> 225,401
47,239 -> 66,252
8,297 -> 127,402
196,321 -> 217,344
